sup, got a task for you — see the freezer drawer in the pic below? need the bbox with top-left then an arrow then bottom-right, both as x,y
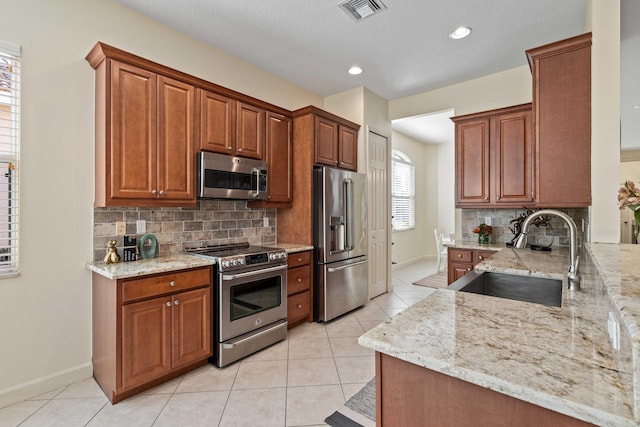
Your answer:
316,257 -> 369,322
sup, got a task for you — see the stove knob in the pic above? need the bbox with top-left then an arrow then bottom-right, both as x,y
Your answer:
269,253 -> 276,260
238,258 -> 245,265
279,252 -> 286,259
222,260 -> 230,268
232,259 -> 238,266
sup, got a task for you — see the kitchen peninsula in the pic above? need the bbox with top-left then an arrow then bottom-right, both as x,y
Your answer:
359,243 -> 638,426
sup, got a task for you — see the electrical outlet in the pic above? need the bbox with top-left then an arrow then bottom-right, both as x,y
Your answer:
263,217 -> 269,227
116,221 -> 126,236
484,217 -> 492,226
136,220 -> 146,234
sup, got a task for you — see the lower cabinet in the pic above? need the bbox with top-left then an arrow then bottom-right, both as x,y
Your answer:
93,266 -> 213,403
287,250 -> 313,327
447,248 -> 496,285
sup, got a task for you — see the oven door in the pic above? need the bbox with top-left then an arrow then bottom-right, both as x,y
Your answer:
219,263 -> 287,342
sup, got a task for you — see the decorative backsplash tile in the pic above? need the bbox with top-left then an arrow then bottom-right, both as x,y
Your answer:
93,200 -> 276,262
460,208 -> 589,248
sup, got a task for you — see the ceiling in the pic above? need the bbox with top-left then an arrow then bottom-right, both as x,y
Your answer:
112,1 -> 636,150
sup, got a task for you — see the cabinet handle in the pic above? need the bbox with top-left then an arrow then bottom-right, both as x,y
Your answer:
478,256 -> 484,260
227,146 -> 232,150
152,189 -> 158,195
297,304 -> 302,309
496,196 -> 500,201
467,267 -> 471,271
174,300 -> 180,305
159,190 -> 165,196
297,278 -> 302,282
457,254 -> 462,258
170,281 -> 176,287
238,148 -> 243,152
166,301 -> 172,307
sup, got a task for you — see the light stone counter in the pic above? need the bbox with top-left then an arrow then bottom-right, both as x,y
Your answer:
274,242 -> 314,253
359,243 -> 638,426
87,254 -> 215,280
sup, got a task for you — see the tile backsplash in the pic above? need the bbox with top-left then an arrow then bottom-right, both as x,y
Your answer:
460,208 -> 589,248
93,200 -> 276,262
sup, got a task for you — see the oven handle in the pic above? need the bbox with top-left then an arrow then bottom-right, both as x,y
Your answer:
251,167 -> 261,198
326,259 -> 368,272
221,264 -> 287,281
222,319 -> 288,349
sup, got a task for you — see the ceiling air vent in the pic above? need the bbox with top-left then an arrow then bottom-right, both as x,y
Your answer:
339,0 -> 387,22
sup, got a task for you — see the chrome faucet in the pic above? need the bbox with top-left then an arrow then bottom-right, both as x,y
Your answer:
514,209 -> 581,291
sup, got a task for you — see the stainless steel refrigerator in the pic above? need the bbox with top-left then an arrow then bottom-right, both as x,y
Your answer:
314,166 -> 368,322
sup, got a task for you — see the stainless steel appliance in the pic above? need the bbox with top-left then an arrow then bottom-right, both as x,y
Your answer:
197,151 -> 268,200
185,243 -> 288,367
314,166 -> 368,322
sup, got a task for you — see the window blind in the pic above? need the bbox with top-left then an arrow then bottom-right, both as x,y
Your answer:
0,41 -> 20,276
391,150 -> 415,231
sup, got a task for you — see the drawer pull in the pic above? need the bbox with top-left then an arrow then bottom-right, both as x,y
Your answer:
174,300 -> 180,305
478,256 -> 484,260
297,304 -> 302,309
170,281 -> 176,287
166,301 -> 172,307
458,254 -> 462,258
297,257 -> 302,262
297,278 -> 302,282
467,267 -> 471,271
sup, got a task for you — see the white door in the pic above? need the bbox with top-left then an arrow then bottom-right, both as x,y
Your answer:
367,129 -> 390,298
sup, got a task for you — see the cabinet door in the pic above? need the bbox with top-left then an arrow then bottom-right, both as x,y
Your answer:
199,90 -> 235,154
492,109 -> 533,204
529,34 -> 591,207
236,102 -> 265,159
171,287 -> 212,369
315,116 -> 339,166
288,290 -> 311,326
448,262 -> 473,285
265,112 -> 292,203
121,296 -> 171,391
110,61 -> 157,201
157,76 -> 196,202
338,125 -> 358,171
455,117 -> 490,206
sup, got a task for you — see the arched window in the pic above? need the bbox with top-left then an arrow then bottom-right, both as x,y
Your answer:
391,149 -> 415,231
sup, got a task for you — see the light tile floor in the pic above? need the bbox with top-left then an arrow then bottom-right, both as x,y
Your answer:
1,260 -> 438,427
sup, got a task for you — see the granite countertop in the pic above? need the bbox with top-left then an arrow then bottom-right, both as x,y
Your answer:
87,242 -> 313,279
444,239 -> 506,251
359,243 -> 639,426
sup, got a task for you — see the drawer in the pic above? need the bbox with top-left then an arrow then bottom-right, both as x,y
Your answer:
121,267 -> 212,303
449,248 -> 472,263
288,290 -> 311,324
474,250 -> 496,264
287,250 -> 311,269
288,265 -> 311,295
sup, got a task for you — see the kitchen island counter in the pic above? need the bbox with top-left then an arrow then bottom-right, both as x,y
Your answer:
359,243 -> 638,426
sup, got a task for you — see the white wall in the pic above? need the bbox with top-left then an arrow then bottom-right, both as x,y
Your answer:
0,0 -> 321,406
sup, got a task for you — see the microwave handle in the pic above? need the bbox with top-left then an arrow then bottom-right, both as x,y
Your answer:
251,167 -> 261,198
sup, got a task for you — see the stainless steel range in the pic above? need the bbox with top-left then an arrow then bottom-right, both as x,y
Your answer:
185,243 -> 288,367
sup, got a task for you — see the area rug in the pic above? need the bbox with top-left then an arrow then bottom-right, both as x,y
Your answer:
325,378 -> 376,427
412,271 -> 448,289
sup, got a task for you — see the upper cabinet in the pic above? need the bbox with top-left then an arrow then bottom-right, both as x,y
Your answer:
298,106 -> 360,172
526,33 -> 592,207
452,104 -> 533,208
86,42 -> 293,208
86,46 -> 196,208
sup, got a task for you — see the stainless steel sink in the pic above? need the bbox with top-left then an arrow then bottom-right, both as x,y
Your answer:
448,270 -> 562,307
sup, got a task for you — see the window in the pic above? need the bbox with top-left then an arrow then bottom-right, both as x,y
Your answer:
0,41 -> 20,276
391,149 -> 415,231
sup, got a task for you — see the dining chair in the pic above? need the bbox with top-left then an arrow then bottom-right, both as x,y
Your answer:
434,228 -> 449,272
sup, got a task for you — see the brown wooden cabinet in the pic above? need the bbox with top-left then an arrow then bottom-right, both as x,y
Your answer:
87,51 -> 196,208
277,107 -> 360,245
447,247 -> 496,284
452,104 -> 533,208
92,266 -> 213,403
286,250 -> 312,327
526,33 -> 592,207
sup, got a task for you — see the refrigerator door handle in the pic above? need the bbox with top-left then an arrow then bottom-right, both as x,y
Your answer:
344,178 -> 354,251
326,259 -> 368,272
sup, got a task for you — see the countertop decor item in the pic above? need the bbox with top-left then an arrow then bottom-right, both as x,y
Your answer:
103,240 -> 120,264
138,234 -> 158,259
618,180 -> 640,225
472,223 -> 492,244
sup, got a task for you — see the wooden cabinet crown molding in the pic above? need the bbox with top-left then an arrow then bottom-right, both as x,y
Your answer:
292,105 -> 361,131
525,32 -> 592,70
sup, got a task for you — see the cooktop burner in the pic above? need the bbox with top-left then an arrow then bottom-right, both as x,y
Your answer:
185,243 -> 287,271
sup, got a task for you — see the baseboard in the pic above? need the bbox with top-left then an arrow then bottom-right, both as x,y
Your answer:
392,255 -> 434,270
0,362 -> 93,409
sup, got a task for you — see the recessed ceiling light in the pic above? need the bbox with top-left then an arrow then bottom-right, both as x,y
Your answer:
450,26 -> 472,40
634,104 -> 640,110
348,66 -> 363,75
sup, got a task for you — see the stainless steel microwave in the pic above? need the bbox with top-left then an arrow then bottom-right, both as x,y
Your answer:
197,152 -> 268,200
